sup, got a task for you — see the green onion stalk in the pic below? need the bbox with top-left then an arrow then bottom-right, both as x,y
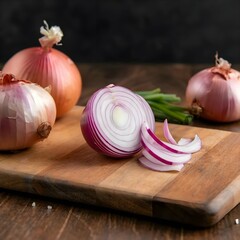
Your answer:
135,88 -> 193,124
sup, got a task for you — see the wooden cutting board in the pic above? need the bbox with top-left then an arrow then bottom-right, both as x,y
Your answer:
0,106 -> 239,227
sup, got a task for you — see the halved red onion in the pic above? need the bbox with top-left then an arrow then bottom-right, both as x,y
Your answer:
80,84 -> 155,158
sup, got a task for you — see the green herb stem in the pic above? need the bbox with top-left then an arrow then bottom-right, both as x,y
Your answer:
135,88 -> 193,124
140,93 -> 181,103
135,88 -> 161,96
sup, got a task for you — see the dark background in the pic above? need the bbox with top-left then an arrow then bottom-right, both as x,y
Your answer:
0,0 -> 240,64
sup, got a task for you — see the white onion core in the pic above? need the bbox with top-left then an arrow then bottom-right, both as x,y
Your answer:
112,106 -> 129,128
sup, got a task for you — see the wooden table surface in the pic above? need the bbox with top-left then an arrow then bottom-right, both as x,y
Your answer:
1,63 -> 240,239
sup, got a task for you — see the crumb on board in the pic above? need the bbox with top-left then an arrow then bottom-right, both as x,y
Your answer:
31,202 -> 53,210
235,219 -> 239,225
47,205 -> 53,210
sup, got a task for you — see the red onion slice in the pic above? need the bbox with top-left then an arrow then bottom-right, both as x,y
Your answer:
139,120 -> 202,172
142,122 -> 201,154
164,120 -> 197,147
81,84 -> 155,158
178,138 -> 192,145
163,134 -> 201,153
163,119 -> 177,144
139,157 -> 184,172
141,134 -> 192,164
142,149 -> 170,165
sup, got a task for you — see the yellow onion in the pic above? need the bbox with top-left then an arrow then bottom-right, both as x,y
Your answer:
3,20 -> 82,118
185,54 -> 240,122
0,73 -> 56,150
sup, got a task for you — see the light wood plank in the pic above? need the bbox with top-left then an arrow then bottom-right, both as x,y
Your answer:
0,106 -> 239,227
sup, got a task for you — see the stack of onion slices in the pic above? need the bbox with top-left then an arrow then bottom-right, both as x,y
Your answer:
80,84 -> 202,171
139,119 -> 202,171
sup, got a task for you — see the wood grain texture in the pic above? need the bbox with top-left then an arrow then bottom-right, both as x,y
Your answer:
0,106 -> 239,227
1,63 -> 240,240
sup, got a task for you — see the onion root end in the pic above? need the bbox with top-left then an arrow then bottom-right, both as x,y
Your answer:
37,122 -> 52,139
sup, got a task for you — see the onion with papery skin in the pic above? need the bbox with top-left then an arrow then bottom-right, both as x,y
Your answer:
3,20 -> 82,118
0,73 -> 56,151
80,84 -> 155,158
185,54 -> 240,122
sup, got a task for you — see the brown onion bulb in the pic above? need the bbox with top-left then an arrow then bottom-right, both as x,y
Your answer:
185,54 -> 240,122
0,73 -> 56,150
3,20 -> 82,118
